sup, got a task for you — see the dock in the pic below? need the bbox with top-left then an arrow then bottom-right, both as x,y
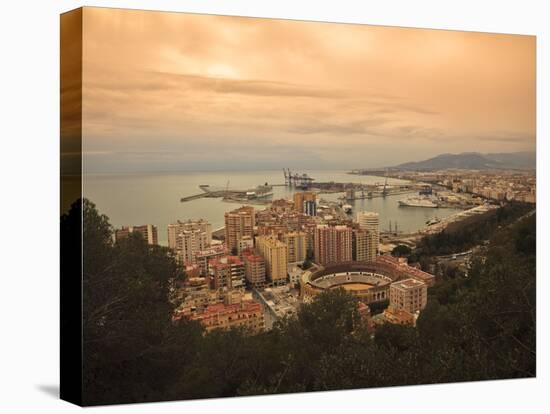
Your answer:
181,184 -> 274,203
180,191 -> 227,202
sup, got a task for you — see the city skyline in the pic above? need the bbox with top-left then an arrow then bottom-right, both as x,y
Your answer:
76,7 -> 535,173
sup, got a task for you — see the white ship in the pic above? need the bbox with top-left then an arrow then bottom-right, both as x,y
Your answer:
245,184 -> 273,199
398,196 -> 438,208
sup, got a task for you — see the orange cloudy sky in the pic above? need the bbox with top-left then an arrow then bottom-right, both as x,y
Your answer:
81,7 -> 535,172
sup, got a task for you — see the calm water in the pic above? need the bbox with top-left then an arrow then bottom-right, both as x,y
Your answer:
83,170 -> 462,245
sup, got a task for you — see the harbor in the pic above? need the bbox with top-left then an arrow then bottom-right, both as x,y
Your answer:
182,169 -> 424,205
86,169 -> 466,246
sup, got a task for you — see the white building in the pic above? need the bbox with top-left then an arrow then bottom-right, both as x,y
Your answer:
168,219 -> 212,264
356,211 -> 380,255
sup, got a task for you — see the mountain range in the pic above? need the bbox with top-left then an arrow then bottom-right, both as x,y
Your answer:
392,151 -> 535,171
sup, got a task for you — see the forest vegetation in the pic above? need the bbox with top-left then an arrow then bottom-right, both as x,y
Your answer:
61,199 -> 536,405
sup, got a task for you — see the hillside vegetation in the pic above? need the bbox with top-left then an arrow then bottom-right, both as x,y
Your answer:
63,199 -> 536,405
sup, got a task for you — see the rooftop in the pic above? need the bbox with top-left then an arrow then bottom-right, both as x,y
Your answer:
391,278 -> 426,290
209,255 -> 243,267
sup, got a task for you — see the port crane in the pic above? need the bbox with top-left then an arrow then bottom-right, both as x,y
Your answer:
283,168 -> 314,189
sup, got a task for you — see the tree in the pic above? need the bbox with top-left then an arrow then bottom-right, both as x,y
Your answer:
391,244 -> 412,257
302,259 -> 312,270
63,199 -> 196,405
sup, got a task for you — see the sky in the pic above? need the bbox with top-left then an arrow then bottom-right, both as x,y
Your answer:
79,7 -> 536,172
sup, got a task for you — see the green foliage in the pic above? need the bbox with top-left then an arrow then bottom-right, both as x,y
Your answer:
374,323 -> 416,352
64,199 -> 198,405
417,202 -> 532,256
367,298 -> 389,315
514,214 -> 536,255
72,199 -> 536,404
302,259 -> 313,270
391,244 -> 412,257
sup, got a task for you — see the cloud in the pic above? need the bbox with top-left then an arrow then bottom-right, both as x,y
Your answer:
78,7 -> 536,171
474,133 -> 535,143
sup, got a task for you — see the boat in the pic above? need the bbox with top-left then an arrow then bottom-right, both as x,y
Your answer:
242,184 -> 273,199
245,190 -> 274,199
343,204 -> 353,214
426,217 -> 441,226
398,196 -> 438,208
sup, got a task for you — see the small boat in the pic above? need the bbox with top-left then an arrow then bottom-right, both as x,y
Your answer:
426,217 -> 441,226
343,204 -> 353,214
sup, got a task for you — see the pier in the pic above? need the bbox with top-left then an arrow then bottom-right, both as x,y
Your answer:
180,191 -> 228,202
181,184 -> 274,203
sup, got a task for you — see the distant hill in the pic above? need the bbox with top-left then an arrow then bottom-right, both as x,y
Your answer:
393,152 -> 535,171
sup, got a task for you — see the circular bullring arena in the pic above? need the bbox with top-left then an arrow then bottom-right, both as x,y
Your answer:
300,261 -> 402,305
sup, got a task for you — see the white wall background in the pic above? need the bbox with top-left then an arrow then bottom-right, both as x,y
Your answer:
0,0 -> 547,412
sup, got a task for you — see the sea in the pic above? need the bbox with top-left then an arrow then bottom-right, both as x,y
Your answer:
83,170 -> 463,246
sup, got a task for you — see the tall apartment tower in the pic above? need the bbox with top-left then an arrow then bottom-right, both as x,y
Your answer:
314,225 -> 353,266
237,235 -> 254,254
255,236 -> 288,285
303,200 -> 317,216
356,211 -> 380,255
293,191 -> 316,214
115,224 -> 158,245
242,251 -> 267,289
168,219 -> 212,264
283,231 -> 307,263
353,228 -> 377,262
225,206 -> 256,252
208,255 -> 245,290
195,245 -> 227,276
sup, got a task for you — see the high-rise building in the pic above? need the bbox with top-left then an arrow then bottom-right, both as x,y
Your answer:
225,206 -> 255,252
195,244 -> 227,276
115,224 -> 158,245
168,219 -> 212,264
255,236 -> 288,285
242,251 -> 267,288
282,231 -> 307,263
303,222 -> 317,255
237,235 -> 254,254
314,225 -> 352,265
389,278 -> 427,314
293,191 -> 316,214
303,200 -> 317,216
356,211 -> 379,255
353,228 -> 377,262
208,255 -> 245,290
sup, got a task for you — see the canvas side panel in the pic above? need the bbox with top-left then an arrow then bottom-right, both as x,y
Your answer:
60,7 -> 83,406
